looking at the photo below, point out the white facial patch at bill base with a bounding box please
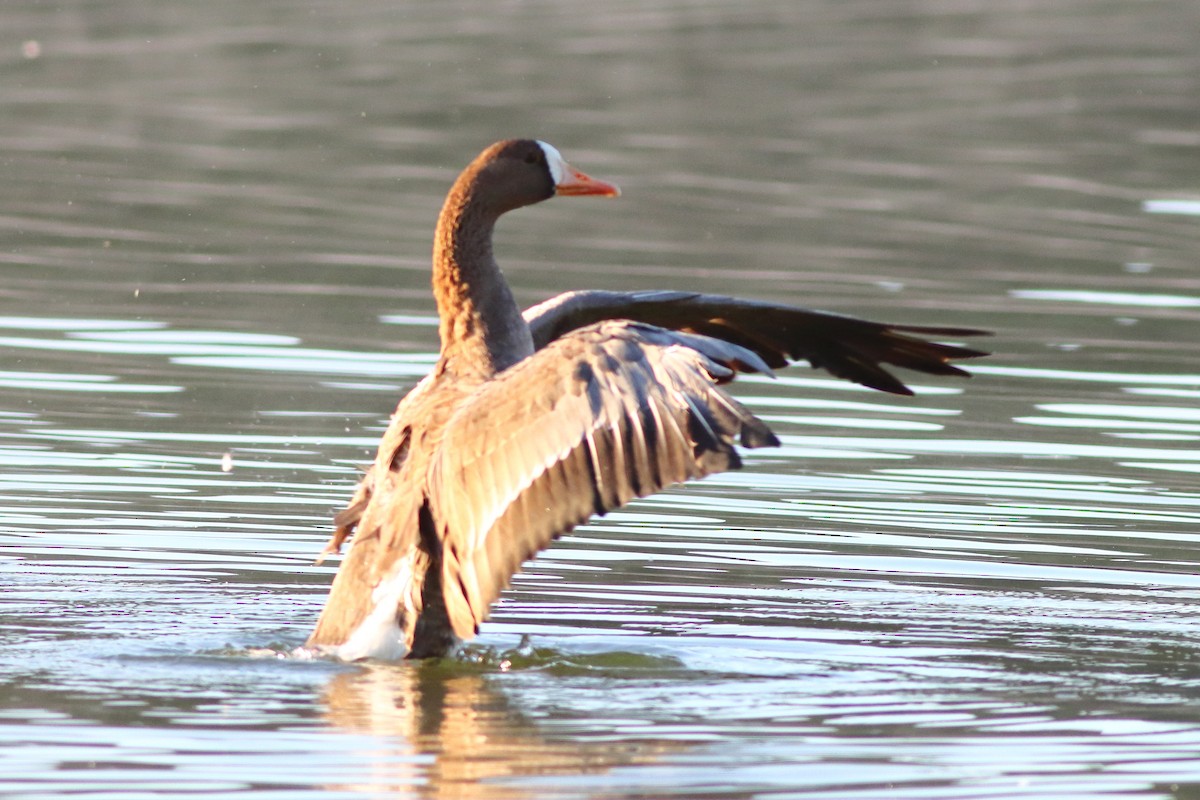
[536,140,567,186]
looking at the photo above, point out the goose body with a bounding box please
[306,139,987,660]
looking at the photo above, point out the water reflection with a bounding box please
[321,660,684,799]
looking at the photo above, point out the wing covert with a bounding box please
[428,320,778,640]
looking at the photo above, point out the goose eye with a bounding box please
[524,151,540,165]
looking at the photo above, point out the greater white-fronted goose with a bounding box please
[306,139,987,660]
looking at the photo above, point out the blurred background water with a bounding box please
[4,0,1200,797]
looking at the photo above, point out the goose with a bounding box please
[306,139,987,660]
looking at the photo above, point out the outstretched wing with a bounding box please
[524,290,989,395]
[428,320,779,640]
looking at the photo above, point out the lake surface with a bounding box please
[4,0,1200,797]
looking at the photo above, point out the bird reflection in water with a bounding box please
[319,651,687,798]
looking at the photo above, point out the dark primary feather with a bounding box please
[524,290,988,395]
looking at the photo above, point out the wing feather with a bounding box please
[524,290,988,395]
[428,320,778,639]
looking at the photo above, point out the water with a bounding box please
[4,0,1200,797]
